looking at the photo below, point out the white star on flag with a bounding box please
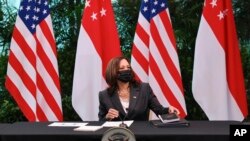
[192,0,248,121]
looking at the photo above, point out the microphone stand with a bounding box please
[119,108,129,128]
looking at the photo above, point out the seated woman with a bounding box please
[98,56,180,121]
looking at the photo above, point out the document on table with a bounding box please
[102,120,134,127]
[48,122,88,127]
[74,126,103,131]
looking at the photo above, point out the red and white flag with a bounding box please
[72,0,121,121]
[131,0,187,118]
[192,0,248,121]
[5,0,62,121]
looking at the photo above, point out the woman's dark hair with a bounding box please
[105,56,139,95]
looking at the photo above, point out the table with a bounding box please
[0,124,10,131]
[0,120,242,141]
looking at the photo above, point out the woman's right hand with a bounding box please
[105,108,119,120]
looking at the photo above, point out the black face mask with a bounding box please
[117,70,132,83]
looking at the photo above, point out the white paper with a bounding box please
[48,122,88,127]
[102,120,134,127]
[74,126,103,131]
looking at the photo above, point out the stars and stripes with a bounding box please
[5,0,62,121]
[131,0,187,118]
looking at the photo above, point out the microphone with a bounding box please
[118,90,138,128]
[119,108,129,128]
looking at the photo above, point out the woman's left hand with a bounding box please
[168,105,180,115]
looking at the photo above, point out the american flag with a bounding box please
[5,0,63,121]
[192,0,248,120]
[131,0,187,118]
[72,0,121,121]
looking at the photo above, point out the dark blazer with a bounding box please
[98,83,169,121]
